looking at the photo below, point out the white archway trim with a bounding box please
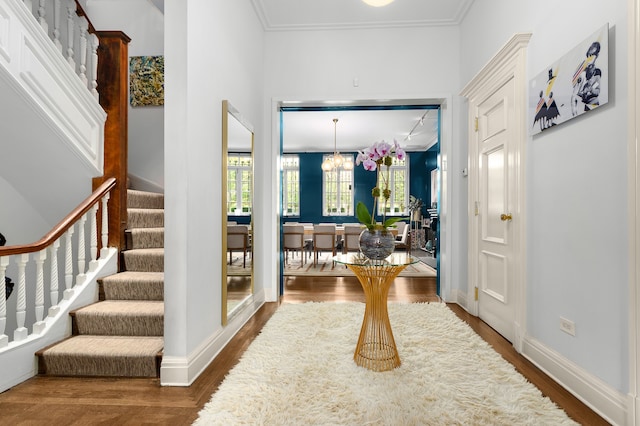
[628,0,640,423]
[267,94,454,301]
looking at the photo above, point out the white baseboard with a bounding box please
[447,288,468,310]
[522,337,627,426]
[127,173,164,193]
[160,294,266,387]
[446,295,627,425]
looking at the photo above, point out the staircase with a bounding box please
[36,190,165,377]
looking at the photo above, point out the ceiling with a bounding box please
[250,0,474,31]
[149,0,470,152]
[282,107,439,153]
[251,0,465,153]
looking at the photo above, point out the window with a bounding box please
[323,155,354,216]
[377,155,409,216]
[227,154,252,215]
[282,155,300,216]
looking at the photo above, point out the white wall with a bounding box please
[262,25,464,301]
[460,0,628,396]
[162,0,264,384]
[0,177,50,244]
[84,0,165,191]
[0,7,103,243]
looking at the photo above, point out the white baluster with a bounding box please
[76,213,87,285]
[14,253,29,342]
[53,0,62,52]
[89,204,98,272]
[0,257,8,348]
[90,33,99,100]
[66,0,75,69]
[33,249,47,334]
[100,192,110,258]
[38,0,48,33]
[78,17,88,86]
[63,225,74,299]
[49,239,60,317]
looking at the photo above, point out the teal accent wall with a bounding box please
[283,151,436,224]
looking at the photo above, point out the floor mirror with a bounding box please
[221,100,254,325]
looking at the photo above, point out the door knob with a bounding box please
[500,213,512,221]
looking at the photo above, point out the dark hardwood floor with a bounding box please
[0,275,609,425]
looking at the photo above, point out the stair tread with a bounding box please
[127,190,164,209]
[41,335,164,357]
[128,208,164,213]
[124,248,164,255]
[75,300,164,316]
[128,227,164,233]
[101,271,164,283]
[38,336,163,377]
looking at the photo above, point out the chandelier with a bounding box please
[362,0,395,7]
[321,118,354,172]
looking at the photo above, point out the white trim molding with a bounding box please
[523,337,627,425]
[460,34,531,352]
[160,295,265,386]
[628,0,640,424]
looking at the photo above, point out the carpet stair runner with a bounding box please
[36,189,165,377]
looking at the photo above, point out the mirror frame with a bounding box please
[221,100,254,325]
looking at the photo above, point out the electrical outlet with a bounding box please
[560,317,576,336]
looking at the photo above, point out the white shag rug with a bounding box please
[195,302,577,425]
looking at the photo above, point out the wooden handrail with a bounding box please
[0,178,116,256]
[74,0,96,33]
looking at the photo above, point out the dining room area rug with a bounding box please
[194,302,577,425]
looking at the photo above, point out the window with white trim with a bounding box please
[377,155,409,216]
[282,155,300,216]
[227,153,252,215]
[322,155,354,216]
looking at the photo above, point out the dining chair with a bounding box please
[283,224,307,265]
[312,223,337,266]
[394,221,411,254]
[227,225,250,268]
[343,224,364,254]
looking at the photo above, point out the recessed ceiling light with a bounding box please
[362,0,395,7]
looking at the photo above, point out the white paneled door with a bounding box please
[476,80,516,343]
[462,34,529,349]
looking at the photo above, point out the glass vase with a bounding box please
[359,229,395,260]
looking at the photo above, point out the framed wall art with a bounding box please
[529,23,608,135]
[129,56,164,107]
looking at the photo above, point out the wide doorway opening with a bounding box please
[277,102,441,298]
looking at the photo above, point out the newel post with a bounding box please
[92,31,131,268]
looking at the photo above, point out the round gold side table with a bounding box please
[334,253,419,372]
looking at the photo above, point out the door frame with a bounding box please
[461,34,531,352]
[628,0,640,422]
[268,95,454,301]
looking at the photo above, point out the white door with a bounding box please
[462,34,529,349]
[476,79,516,343]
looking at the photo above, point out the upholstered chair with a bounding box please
[227,225,250,268]
[283,224,307,265]
[394,222,411,254]
[312,223,337,266]
[343,224,364,254]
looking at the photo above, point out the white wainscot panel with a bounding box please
[19,35,102,171]
[0,2,10,64]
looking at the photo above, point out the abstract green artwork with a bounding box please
[129,56,164,107]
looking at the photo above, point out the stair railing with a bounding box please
[21,0,99,100]
[0,177,116,348]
